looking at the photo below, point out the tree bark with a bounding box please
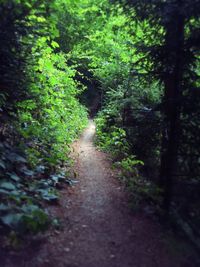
[159,13,185,214]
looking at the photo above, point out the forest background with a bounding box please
[0,0,200,249]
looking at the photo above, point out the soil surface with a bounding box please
[1,121,198,267]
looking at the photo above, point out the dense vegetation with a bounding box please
[0,0,200,249]
[0,0,88,240]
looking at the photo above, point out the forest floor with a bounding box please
[1,120,199,267]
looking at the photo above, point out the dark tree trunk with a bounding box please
[159,13,185,213]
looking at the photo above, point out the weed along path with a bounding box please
[2,121,197,267]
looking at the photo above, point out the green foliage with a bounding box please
[17,39,88,165]
[91,0,200,224]
[119,156,144,177]
[0,0,88,241]
[0,0,200,245]
[0,206,49,234]
[95,112,129,159]
[116,156,161,208]
[0,139,77,238]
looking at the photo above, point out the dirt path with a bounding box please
[2,121,197,267]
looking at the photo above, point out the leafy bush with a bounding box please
[0,0,88,242]
[117,156,161,208]
[96,114,129,159]
[119,156,144,178]
[0,140,75,237]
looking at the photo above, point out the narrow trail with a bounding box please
[2,121,196,267]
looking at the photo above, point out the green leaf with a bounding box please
[0,204,10,212]
[1,213,23,228]
[6,153,27,163]
[0,182,16,191]
[21,204,39,213]
[0,189,10,195]
[7,173,21,182]
[24,209,49,232]
[36,165,46,174]
[0,160,6,169]
[22,168,34,177]
[51,41,59,48]
[37,189,59,202]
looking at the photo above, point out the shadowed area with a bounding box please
[1,121,197,267]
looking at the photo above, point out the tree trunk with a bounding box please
[159,13,185,214]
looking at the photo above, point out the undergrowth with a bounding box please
[95,111,162,210]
